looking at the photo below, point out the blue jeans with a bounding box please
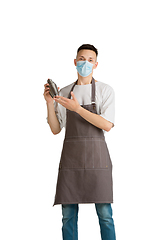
[62,203,116,240]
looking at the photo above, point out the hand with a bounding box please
[43,83,60,103]
[54,91,81,113]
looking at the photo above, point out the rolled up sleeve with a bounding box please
[53,101,64,130]
[99,87,115,128]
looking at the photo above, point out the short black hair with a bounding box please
[77,44,98,57]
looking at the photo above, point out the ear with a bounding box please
[74,59,77,66]
[93,61,98,69]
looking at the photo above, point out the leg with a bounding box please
[61,204,79,240]
[95,203,116,240]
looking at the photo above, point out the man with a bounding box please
[44,44,116,240]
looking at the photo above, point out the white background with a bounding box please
[0,0,160,239]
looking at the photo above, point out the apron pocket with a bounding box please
[60,139,85,169]
[85,138,111,169]
[100,140,112,169]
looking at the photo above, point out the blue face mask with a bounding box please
[76,60,93,77]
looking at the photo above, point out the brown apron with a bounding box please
[53,77,113,206]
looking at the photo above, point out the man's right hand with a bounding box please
[43,83,60,103]
[44,83,61,134]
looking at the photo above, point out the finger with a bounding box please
[44,90,50,97]
[71,91,76,99]
[44,87,50,93]
[44,88,50,93]
[56,99,68,106]
[44,85,50,91]
[54,98,68,107]
[56,96,69,102]
[44,91,49,97]
[44,88,50,92]
[44,83,49,87]
[54,97,66,104]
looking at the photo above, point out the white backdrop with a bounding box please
[0,0,160,239]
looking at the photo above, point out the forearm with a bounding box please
[47,101,61,135]
[76,106,113,132]
[53,92,113,132]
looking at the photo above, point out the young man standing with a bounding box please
[44,44,116,240]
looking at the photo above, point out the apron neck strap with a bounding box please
[68,77,96,104]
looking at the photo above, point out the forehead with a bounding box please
[77,49,96,59]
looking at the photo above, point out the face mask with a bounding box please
[76,60,93,77]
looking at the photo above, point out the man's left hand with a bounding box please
[54,92,81,113]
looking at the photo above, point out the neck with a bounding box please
[77,74,93,85]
